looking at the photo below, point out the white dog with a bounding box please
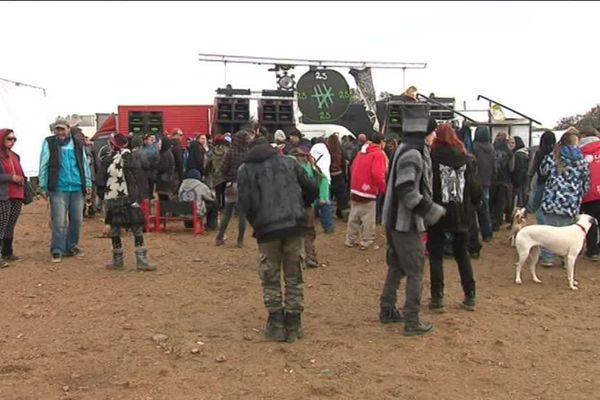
[514,214,597,290]
[509,207,528,247]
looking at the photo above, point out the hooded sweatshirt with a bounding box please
[310,142,331,183]
[580,136,600,204]
[540,146,590,218]
[472,126,495,187]
[350,143,387,201]
[0,129,25,200]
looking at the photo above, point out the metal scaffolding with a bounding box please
[198,53,427,70]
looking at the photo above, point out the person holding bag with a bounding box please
[0,128,26,267]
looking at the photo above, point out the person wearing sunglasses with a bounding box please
[0,129,26,268]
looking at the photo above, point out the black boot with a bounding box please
[429,288,445,313]
[284,311,302,343]
[264,309,285,342]
[2,238,19,262]
[379,306,404,323]
[404,316,434,337]
[428,297,445,313]
[461,285,476,311]
[105,249,124,270]
[135,247,156,271]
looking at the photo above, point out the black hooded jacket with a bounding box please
[430,146,482,232]
[512,136,529,188]
[156,138,176,195]
[237,142,318,243]
[472,126,496,187]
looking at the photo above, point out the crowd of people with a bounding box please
[1,112,599,341]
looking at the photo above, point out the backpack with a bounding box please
[494,150,510,181]
[439,164,466,204]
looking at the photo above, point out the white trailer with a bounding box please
[0,78,51,177]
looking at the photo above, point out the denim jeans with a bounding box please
[526,184,552,261]
[540,213,575,264]
[49,191,84,255]
[477,186,493,240]
[315,201,334,232]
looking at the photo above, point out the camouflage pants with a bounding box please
[258,236,305,313]
[305,207,317,262]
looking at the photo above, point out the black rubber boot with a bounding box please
[106,249,124,270]
[379,306,404,323]
[403,318,434,337]
[264,309,285,342]
[135,247,156,271]
[284,311,302,343]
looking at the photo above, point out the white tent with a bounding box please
[0,78,51,177]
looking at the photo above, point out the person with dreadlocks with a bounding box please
[99,133,155,271]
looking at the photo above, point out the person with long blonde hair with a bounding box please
[538,131,590,267]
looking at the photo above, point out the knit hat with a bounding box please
[110,133,129,149]
[274,129,286,143]
[186,169,202,181]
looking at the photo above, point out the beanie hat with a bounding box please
[186,169,202,181]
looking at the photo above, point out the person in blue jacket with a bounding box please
[39,117,92,263]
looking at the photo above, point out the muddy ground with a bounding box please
[1,201,599,400]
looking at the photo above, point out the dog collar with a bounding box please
[576,223,587,234]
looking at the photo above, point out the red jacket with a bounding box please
[582,140,600,204]
[350,144,388,200]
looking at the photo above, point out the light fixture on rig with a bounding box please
[268,64,296,91]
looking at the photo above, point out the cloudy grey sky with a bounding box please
[1,1,599,128]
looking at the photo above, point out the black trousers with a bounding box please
[490,183,509,230]
[581,201,600,256]
[330,174,349,218]
[427,230,475,298]
[215,182,227,211]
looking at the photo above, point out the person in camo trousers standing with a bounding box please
[238,137,318,343]
[379,118,445,336]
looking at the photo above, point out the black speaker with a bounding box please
[214,96,251,134]
[128,111,163,136]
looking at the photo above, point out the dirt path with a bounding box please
[1,202,599,400]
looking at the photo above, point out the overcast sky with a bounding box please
[1,1,599,128]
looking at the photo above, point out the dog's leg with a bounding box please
[566,254,578,290]
[529,246,542,284]
[515,247,530,285]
